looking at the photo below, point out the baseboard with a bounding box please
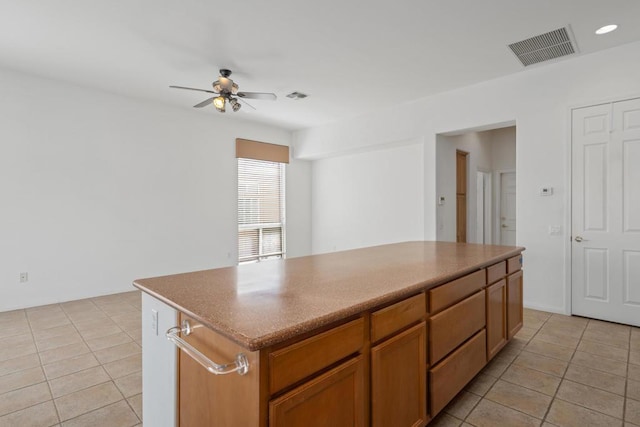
[523,301,568,315]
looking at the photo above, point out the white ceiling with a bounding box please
[2,0,640,130]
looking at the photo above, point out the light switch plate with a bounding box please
[151,309,158,336]
[540,187,554,196]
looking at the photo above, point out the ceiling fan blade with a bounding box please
[170,85,217,94]
[237,92,277,100]
[193,97,214,108]
[236,97,256,110]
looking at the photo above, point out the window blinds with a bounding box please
[237,158,286,263]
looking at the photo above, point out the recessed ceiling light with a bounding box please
[595,24,618,35]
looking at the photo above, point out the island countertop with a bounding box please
[133,241,524,351]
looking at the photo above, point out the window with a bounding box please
[236,139,288,264]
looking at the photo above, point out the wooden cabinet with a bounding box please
[486,279,507,360]
[429,290,485,365]
[269,356,365,427]
[429,329,487,416]
[507,270,524,339]
[371,323,427,427]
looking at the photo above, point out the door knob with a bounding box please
[575,236,585,242]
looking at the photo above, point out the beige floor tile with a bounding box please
[546,398,623,427]
[525,339,575,361]
[61,400,139,427]
[94,342,141,365]
[513,350,568,377]
[0,323,31,340]
[444,391,480,419]
[76,324,122,341]
[39,342,91,365]
[586,320,630,335]
[466,399,540,427]
[564,363,626,395]
[534,331,580,349]
[627,398,640,425]
[29,316,72,331]
[43,353,100,380]
[546,314,588,328]
[48,366,111,398]
[0,353,41,377]
[113,371,142,398]
[0,336,36,363]
[126,328,142,343]
[481,357,510,378]
[127,394,142,420]
[501,364,561,396]
[32,325,72,341]
[540,322,585,338]
[577,340,628,362]
[35,332,83,352]
[522,317,546,330]
[0,400,59,427]
[486,379,551,418]
[103,354,141,379]
[571,351,628,377]
[515,326,538,341]
[629,381,640,403]
[0,366,45,394]
[54,382,122,421]
[631,351,640,366]
[84,332,132,352]
[465,372,498,396]
[0,382,52,416]
[582,330,629,349]
[429,412,462,427]
[556,379,624,418]
[630,364,640,381]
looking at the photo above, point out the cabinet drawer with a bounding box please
[371,293,425,343]
[429,290,485,365]
[429,329,487,416]
[269,318,364,394]
[507,254,523,274]
[269,356,365,427]
[486,261,506,285]
[428,270,485,314]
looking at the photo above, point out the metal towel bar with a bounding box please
[166,319,249,376]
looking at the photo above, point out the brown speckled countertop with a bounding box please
[133,241,524,351]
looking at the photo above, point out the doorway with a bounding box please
[456,150,468,243]
[571,98,640,326]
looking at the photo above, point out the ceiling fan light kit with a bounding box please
[170,69,276,113]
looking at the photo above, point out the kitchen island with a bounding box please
[134,241,524,426]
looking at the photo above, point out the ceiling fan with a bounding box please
[170,69,276,113]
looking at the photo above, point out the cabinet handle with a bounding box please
[166,320,249,376]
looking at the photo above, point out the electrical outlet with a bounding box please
[151,309,158,336]
[19,272,28,283]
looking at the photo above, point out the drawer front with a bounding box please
[486,261,506,285]
[429,329,487,416]
[507,254,523,274]
[428,269,485,314]
[371,293,425,343]
[269,318,364,394]
[269,356,365,427]
[429,290,485,365]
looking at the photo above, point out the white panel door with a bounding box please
[500,172,516,245]
[572,98,640,326]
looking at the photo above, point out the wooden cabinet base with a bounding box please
[269,356,365,427]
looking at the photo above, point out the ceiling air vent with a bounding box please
[508,27,577,67]
[286,91,308,100]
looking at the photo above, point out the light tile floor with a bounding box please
[0,291,142,427]
[1,292,640,426]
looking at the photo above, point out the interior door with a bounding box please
[500,172,516,245]
[456,151,468,243]
[571,99,640,326]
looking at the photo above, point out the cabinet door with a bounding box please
[507,270,524,339]
[371,323,427,427]
[269,356,365,427]
[486,279,507,360]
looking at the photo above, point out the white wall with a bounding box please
[0,67,311,311]
[311,141,424,254]
[294,40,640,314]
